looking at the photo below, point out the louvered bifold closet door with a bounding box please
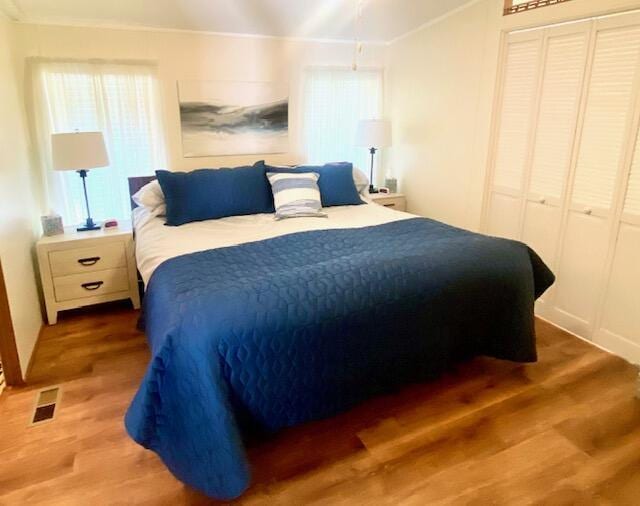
[553,13,640,338]
[595,23,640,363]
[520,21,591,313]
[486,30,543,240]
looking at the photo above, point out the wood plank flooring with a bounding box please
[0,302,639,505]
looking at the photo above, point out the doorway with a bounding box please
[0,258,24,387]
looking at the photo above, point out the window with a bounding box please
[32,61,166,224]
[504,0,574,16]
[303,67,383,176]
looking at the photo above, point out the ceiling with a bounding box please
[4,0,472,42]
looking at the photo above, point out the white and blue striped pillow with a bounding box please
[267,172,327,220]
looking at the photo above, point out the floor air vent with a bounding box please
[30,386,61,426]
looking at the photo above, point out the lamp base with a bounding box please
[77,218,100,232]
[368,185,379,194]
[77,224,101,232]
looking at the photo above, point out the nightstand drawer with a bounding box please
[53,268,130,302]
[375,197,406,211]
[49,243,126,276]
[37,222,140,324]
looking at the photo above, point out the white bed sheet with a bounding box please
[133,201,414,285]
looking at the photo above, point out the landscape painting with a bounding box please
[178,80,289,157]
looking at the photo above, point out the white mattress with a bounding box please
[133,201,414,285]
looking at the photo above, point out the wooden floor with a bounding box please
[0,303,639,505]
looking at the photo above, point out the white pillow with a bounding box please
[132,180,166,215]
[353,167,369,195]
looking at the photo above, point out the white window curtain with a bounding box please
[32,60,167,224]
[303,67,383,176]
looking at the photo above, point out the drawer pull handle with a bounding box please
[81,281,104,291]
[383,203,396,207]
[78,256,101,266]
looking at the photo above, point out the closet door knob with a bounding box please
[583,208,592,215]
[539,197,546,204]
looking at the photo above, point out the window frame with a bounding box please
[29,58,167,225]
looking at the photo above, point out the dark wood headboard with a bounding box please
[128,176,157,209]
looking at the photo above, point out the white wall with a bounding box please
[387,0,499,230]
[0,14,43,376]
[7,0,638,378]
[13,23,387,175]
[0,20,385,375]
[387,0,640,231]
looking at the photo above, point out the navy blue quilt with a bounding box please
[125,217,554,498]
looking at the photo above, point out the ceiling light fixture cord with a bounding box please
[352,0,364,71]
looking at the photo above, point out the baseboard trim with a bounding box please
[535,314,640,366]
[535,315,616,356]
[25,324,44,383]
[594,329,640,367]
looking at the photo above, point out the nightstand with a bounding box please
[369,193,406,212]
[36,223,140,324]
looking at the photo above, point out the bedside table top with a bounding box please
[369,192,405,200]
[37,221,133,245]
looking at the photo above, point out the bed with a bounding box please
[124,174,554,499]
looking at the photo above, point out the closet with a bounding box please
[483,11,640,364]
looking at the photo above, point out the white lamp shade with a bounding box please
[356,119,392,148]
[51,132,109,171]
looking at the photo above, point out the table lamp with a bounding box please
[356,119,391,194]
[51,132,109,231]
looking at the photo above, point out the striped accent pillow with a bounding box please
[267,172,327,220]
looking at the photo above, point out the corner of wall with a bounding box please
[385,0,500,230]
[0,15,45,379]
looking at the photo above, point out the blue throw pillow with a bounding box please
[266,162,364,207]
[156,161,274,226]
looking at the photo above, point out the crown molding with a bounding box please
[13,16,389,46]
[0,0,24,21]
[388,0,485,45]
[5,1,486,47]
